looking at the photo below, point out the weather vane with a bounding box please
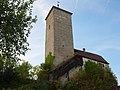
[57,1,60,7]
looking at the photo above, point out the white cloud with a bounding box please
[20,43,45,65]
[33,0,50,19]
[20,0,51,65]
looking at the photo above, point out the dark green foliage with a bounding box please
[65,80,78,90]
[33,81,50,90]
[0,56,34,89]
[0,0,37,87]
[102,68,118,90]
[0,0,37,59]
[38,52,55,81]
[30,65,41,80]
[16,61,32,84]
[0,56,19,89]
[0,53,57,89]
[17,81,49,90]
[34,53,62,90]
[0,54,118,89]
[45,52,55,72]
[48,80,62,90]
[84,61,103,79]
[65,61,118,90]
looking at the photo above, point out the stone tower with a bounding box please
[45,6,74,67]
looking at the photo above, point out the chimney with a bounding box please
[83,48,85,52]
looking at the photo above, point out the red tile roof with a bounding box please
[52,49,109,79]
[74,49,109,64]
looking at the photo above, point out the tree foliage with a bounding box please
[0,53,56,89]
[0,57,18,89]
[0,55,118,89]
[65,61,118,90]
[0,0,37,58]
[38,52,55,81]
[43,52,55,72]
[0,56,36,89]
[16,61,32,84]
[30,65,41,80]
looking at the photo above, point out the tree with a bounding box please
[0,0,37,59]
[30,65,41,80]
[83,61,117,90]
[65,61,118,90]
[16,61,32,84]
[38,52,55,81]
[0,56,34,89]
[32,53,57,90]
[103,67,118,90]
[0,56,19,89]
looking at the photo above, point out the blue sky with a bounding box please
[20,0,120,85]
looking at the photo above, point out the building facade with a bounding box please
[45,6,74,67]
[45,6,109,84]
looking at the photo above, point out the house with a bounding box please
[45,6,109,84]
[53,49,109,84]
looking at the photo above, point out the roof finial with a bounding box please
[57,1,60,7]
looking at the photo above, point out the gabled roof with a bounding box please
[53,49,109,79]
[53,55,83,79]
[74,49,109,64]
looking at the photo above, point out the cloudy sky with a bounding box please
[20,0,120,85]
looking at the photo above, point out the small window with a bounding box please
[49,25,50,29]
[62,45,64,47]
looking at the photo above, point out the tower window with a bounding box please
[49,25,50,29]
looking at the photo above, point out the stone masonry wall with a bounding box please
[45,7,74,67]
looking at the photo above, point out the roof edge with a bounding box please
[45,6,73,20]
[74,49,109,64]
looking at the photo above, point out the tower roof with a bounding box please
[45,6,72,20]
